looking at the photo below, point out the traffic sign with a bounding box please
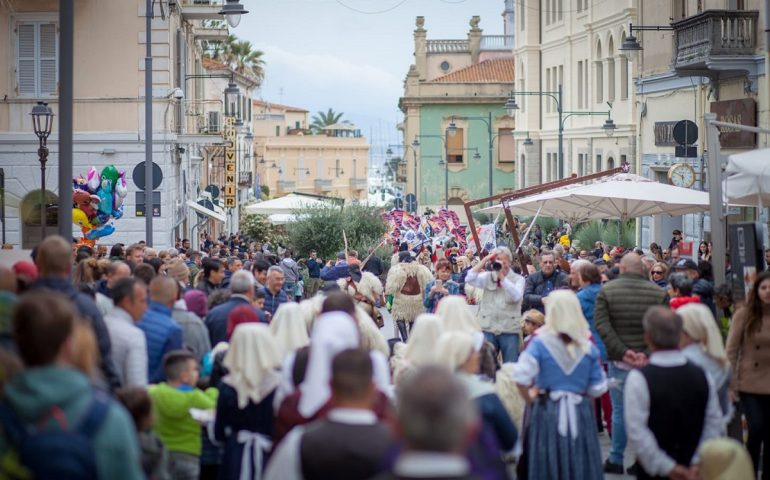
[405,193,417,213]
[673,120,698,146]
[131,161,163,191]
[394,198,404,209]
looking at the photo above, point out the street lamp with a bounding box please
[218,0,249,28]
[619,23,674,52]
[31,101,54,239]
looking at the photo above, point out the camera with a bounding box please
[492,261,503,271]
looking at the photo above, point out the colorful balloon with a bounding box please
[72,208,93,232]
[86,167,100,193]
[85,223,115,240]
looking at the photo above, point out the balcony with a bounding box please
[480,35,514,51]
[426,39,469,53]
[276,180,296,194]
[193,26,229,41]
[673,10,759,77]
[180,0,224,21]
[314,179,332,192]
[349,178,367,190]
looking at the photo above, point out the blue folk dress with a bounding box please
[511,334,607,480]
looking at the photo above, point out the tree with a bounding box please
[229,40,265,81]
[286,204,387,260]
[242,214,278,244]
[310,108,345,134]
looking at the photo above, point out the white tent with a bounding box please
[481,173,711,222]
[724,148,770,207]
[243,194,336,216]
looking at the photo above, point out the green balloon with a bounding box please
[101,165,119,185]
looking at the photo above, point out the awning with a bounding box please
[187,200,226,223]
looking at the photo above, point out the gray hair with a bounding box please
[570,259,591,275]
[267,265,284,277]
[229,269,255,294]
[397,366,477,452]
[492,246,513,262]
[642,306,683,350]
[167,248,180,257]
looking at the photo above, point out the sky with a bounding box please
[236,0,506,157]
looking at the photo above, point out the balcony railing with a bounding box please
[314,179,332,192]
[426,39,469,53]
[480,35,515,51]
[276,180,296,193]
[349,178,367,190]
[673,10,758,72]
[180,0,224,20]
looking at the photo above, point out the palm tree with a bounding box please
[310,108,346,133]
[229,40,265,81]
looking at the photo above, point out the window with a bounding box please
[620,53,629,100]
[295,121,301,129]
[208,111,220,134]
[608,157,615,169]
[16,20,58,97]
[558,0,563,21]
[620,155,627,168]
[546,153,552,181]
[335,158,341,177]
[558,65,563,92]
[520,154,526,188]
[672,0,687,21]
[545,69,552,112]
[520,0,525,30]
[498,128,515,163]
[596,154,602,172]
[577,154,584,177]
[577,61,584,109]
[275,125,280,137]
[447,128,465,163]
[607,37,616,102]
[595,61,603,103]
[584,58,589,106]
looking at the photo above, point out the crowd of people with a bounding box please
[0,225,764,480]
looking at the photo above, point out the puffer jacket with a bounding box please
[594,273,667,361]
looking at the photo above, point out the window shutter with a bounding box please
[38,23,57,95]
[17,23,36,95]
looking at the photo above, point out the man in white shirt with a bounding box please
[104,277,149,387]
[465,246,526,362]
[625,306,722,480]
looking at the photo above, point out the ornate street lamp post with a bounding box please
[31,101,54,239]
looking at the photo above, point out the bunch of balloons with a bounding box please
[71,164,128,244]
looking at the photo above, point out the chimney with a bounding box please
[468,16,482,64]
[414,16,427,81]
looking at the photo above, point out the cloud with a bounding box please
[255,43,403,116]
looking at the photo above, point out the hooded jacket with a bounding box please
[280,257,301,283]
[148,383,218,456]
[0,366,144,480]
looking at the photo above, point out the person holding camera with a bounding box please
[465,246,525,362]
[423,259,461,313]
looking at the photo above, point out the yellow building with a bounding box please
[0,0,254,248]
[252,100,370,202]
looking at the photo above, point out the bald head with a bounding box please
[619,252,644,275]
[149,276,178,308]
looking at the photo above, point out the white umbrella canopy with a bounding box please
[243,194,335,215]
[480,173,711,222]
[724,148,770,207]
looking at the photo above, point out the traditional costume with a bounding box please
[385,251,432,341]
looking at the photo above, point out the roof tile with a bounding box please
[430,57,514,83]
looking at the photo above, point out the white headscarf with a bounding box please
[298,311,360,417]
[354,305,390,357]
[222,323,283,409]
[436,295,481,333]
[541,290,591,359]
[678,303,729,367]
[404,314,444,366]
[270,303,310,357]
[434,331,484,371]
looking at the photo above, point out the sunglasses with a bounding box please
[651,271,665,275]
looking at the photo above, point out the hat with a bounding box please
[336,251,346,260]
[673,258,698,271]
[398,251,414,263]
[672,229,682,235]
[12,261,38,281]
[347,264,362,282]
[183,289,208,318]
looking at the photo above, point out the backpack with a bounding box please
[0,392,110,480]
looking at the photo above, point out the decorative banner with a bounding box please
[382,208,469,253]
[223,116,237,208]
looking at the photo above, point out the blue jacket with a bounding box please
[30,277,121,391]
[138,302,182,383]
[306,258,322,278]
[423,279,461,312]
[205,296,267,346]
[320,261,349,281]
[260,287,288,319]
[577,283,607,361]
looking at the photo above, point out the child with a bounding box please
[521,309,545,348]
[116,387,170,480]
[148,351,218,480]
[253,288,266,311]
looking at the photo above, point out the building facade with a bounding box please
[635,0,767,247]
[399,9,516,217]
[0,0,255,249]
[513,0,637,189]
[252,101,370,202]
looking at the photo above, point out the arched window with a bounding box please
[608,156,615,169]
[607,36,616,102]
[21,190,59,249]
[595,40,603,103]
[620,31,629,100]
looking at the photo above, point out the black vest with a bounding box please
[637,362,709,480]
[299,418,393,480]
